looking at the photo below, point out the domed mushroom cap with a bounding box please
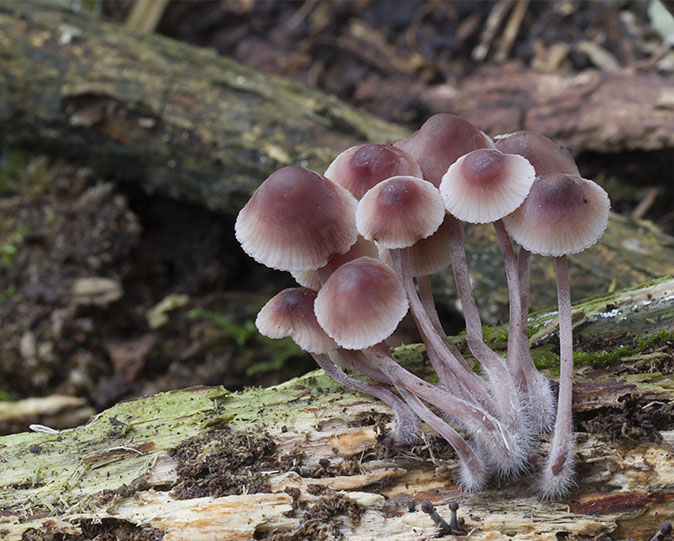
[291,236,379,290]
[315,257,408,350]
[394,113,494,187]
[440,148,535,224]
[357,176,445,249]
[503,173,610,256]
[256,287,337,354]
[324,144,423,200]
[495,131,579,177]
[235,166,358,271]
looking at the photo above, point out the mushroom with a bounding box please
[235,166,358,272]
[503,173,610,499]
[356,175,492,409]
[312,253,516,481]
[394,113,494,187]
[440,148,535,439]
[324,143,422,199]
[495,131,581,433]
[314,256,409,350]
[256,286,338,354]
[256,286,419,444]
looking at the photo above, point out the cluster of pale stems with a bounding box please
[235,113,610,500]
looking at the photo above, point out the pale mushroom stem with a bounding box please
[362,343,524,476]
[395,385,487,491]
[389,248,496,413]
[312,352,419,445]
[517,247,544,377]
[446,216,523,429]
[539,255,575,499]
[517,247,532,355]
[332,349,391,385]
[518,247,555,433]
[417,274,474,373]
[493,220,526,387]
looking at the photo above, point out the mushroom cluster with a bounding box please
[235,114,610,499]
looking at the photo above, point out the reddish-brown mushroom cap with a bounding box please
[394,113,494,187]
[440,149,535,224]
[503,173,610,256]
[357,176,445,249]
[314,257,408,350]
[291,236,379,290]
[256,287,337,354]
[235,166,358,271]
[324,144,423,200]
[495,131,580,177]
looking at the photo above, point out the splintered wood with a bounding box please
[1,278,674,539]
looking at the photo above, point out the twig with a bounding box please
[472,0,513,62]
[631,187,662,221]
[495,0,528,64]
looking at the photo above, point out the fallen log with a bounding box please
[421,62,674,155]
[1,276,673,540]
[2,3,674,320]
[0,2,407,216]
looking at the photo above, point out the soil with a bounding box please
[257,487,365,541]
[169,426,278,498]
[21,522,165,541]
[2,0,674,432]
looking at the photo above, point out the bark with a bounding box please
[0,2,408,216]
[421,61,674,155]
[1,277,673,540]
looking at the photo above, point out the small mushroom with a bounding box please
[440,148,536,445]
[441,148,535,225]
[394,113,494,187]
[235,166,358,272]
[256,287,418,444]
[255,287,337,354]
[503,173,610,499]
[324,143,422,199]
[496,130,580,433]
[314,256,408,350]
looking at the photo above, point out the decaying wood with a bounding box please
[2,3,674,214]
[2,2,674,323]
[1,277,673,540]
[0,395,94,436]
[421,61,674,155]
[0,2,407,216]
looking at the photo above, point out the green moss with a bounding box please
[531,326,674,373]
[1,225,29,268]
[186,307,307,377]
[0,149,27,192]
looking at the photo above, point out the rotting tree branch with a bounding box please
[1,277,673,540]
